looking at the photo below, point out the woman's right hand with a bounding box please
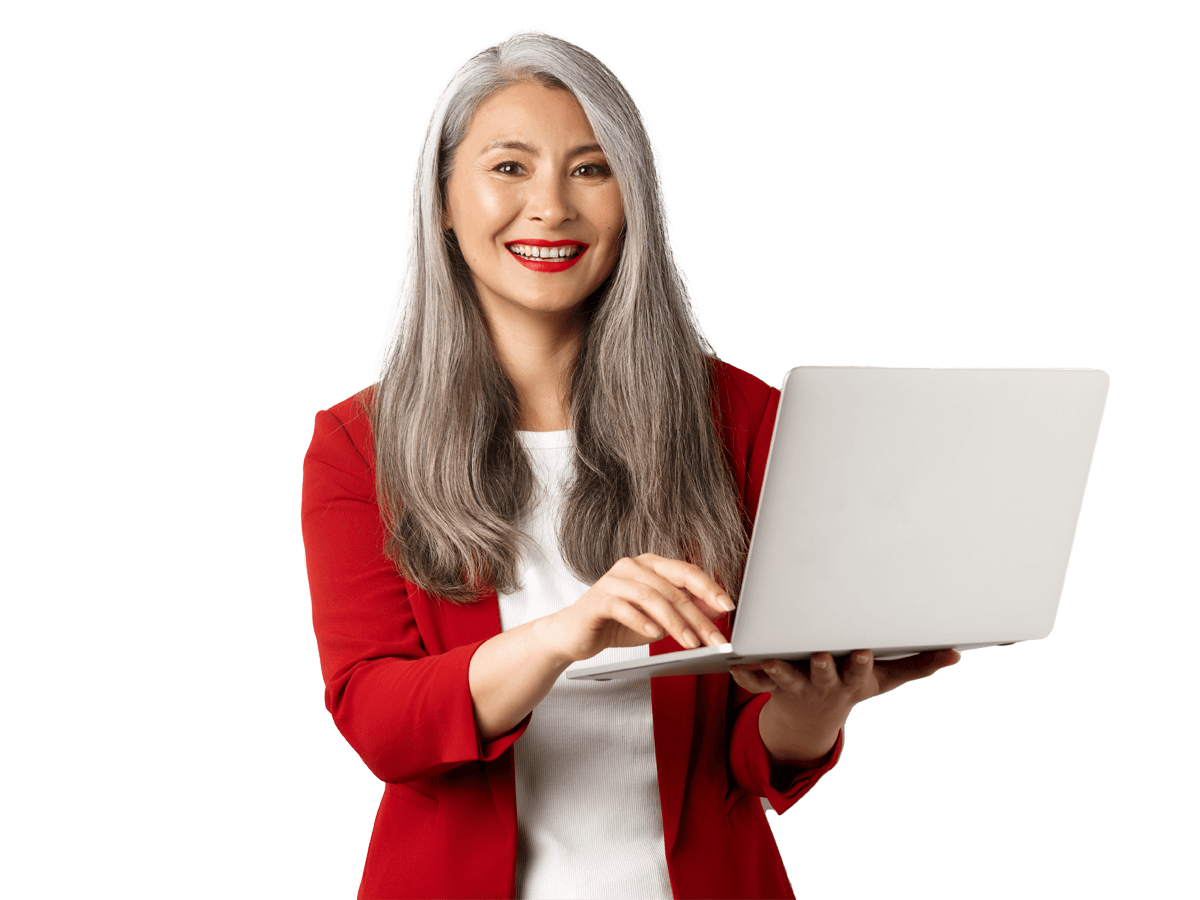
[531,553,736,664]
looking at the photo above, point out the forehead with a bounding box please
[462,81,599,153]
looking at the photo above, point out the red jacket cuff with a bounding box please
[729,693,843,814]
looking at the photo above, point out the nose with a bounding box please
[525,172,576,228]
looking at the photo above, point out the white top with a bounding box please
[498,430,673,900]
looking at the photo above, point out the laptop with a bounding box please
[568,366,1108,682]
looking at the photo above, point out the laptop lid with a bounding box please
[569,366,1108,681]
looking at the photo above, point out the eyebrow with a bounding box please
[480,140,604,157]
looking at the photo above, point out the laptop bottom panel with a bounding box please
[567,640,1011,681]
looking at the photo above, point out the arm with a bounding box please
[303,406,529,783]
[466,620,572,742]
[753,696,840,768]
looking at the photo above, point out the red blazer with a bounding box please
[302,359,842,900]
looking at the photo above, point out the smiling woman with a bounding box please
[442,80,625,387]
[372,36,748,607]
[301,31,952,900]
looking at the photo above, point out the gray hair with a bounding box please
[371,32,747,603]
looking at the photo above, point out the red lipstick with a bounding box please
[505,239,589,273]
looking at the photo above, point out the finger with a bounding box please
[729,665,775,694]
[635,553,736,617]
[599,565,694,641]
[618,560,728,648]
[842,650,874,691]
[873,649,959,695]
[761,659,807,693]
[624,602,672,643]
[652,592,724,648]
[807,653,840,691]
[612,581,707,649]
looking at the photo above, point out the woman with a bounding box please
[302,33,958,900]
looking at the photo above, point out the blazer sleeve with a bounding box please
[728,691,844,813]
[301,405,527,785]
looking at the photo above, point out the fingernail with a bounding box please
[811,656,827,669]
[706,632,725,647]
[855,652,871,664]
[717,594,735,612]
[682,630,700,648]
[645,623,662,638]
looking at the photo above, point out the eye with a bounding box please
[493,161,524,175]
[573,163,610,177]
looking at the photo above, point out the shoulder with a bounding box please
[305,386,377,478]
[326,387,373,422]
[708,357,776,431]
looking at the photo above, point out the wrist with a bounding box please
[528,612,578,668]
[759,697,842,768]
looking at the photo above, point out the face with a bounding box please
[442,80,625,324]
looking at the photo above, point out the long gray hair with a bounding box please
[371,32,748,603]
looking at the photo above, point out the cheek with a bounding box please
[448,177,516,247]
[602,198,625,262]
[472,185,513,229]
[588,186,623,254]
[601,236,623,275]
[605,189,624,239]
[601,210,625,269]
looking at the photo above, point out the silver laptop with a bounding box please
[569,366,1108,682]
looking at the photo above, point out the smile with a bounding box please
[506,240,589,272]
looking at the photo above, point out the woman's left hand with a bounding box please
[730,649,961,767]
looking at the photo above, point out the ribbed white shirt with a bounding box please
[498,429,673,900]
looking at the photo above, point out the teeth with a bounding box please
[508,243,582,260]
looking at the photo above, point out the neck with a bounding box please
[494,319,583,434]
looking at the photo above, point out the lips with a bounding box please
[505,239,589,273]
